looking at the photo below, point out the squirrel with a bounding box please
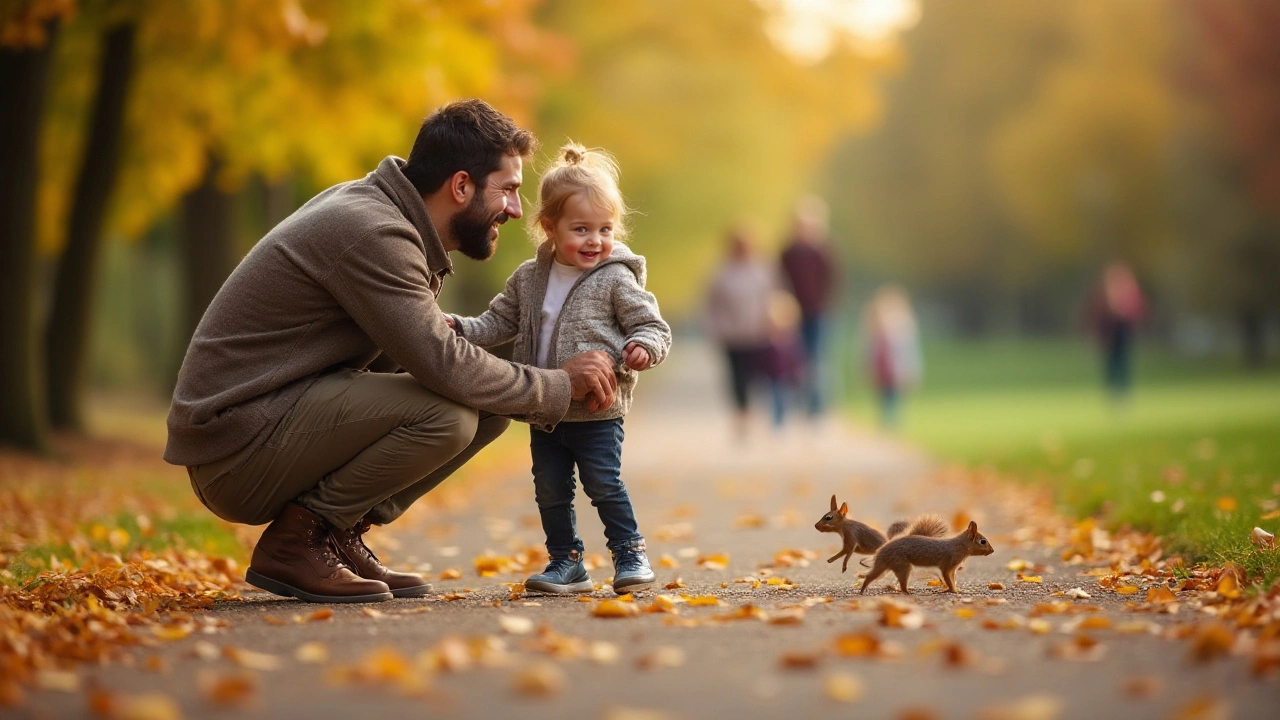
[814,495,949,572]
[859,520,995,594]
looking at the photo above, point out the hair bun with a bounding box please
[560,143,586,166]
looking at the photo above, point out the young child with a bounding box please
[446,143,672,594]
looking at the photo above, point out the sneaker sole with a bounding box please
[246,568,393,603]
[524,578,595,594]
[390,583,433,599]
[612,577,655,594]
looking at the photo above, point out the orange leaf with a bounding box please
[1144,586,1176,604]
[1115,585,1140,595]
[592,599,640,618]
[1215,574,1240,600]
[1215,497,1238,512]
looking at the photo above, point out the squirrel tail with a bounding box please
[887,513,950,539]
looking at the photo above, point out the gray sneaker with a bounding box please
[611,548,655,593]
[525,556,594,594]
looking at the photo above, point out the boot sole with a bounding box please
[246,569,393,603]
[390,583,433,599]
[524,578,595,594]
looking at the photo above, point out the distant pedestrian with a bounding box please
[863,285,922,429]
[705,228,776,440]
[779,195,838,419]
[1085,262,1146,403]
[762,290,805,430]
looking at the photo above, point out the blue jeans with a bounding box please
[530,418,643,558]
[799,315,825,417]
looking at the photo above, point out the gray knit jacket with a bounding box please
[452,242,672,421]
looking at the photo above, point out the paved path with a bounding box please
[12,339,1275,719]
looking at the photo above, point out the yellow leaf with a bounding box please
[151,625,191,641]
[823,672,863,702]
[833,632,880,657]
[1018,574,1043,583]
[1115,585,1140,595]
[439,568,462,580]
[1144,586,1176,604]
[1006,558,1029,572]
[304,608,334,622]
[955,608,977,619]
[1215,574,1240,599]
[697,553,730,570]
[1215,497,1237,513]
[592,599,640,618]
[295,642,329,664]
[658,554,680,569]
[685,595,723,607]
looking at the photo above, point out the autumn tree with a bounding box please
[1,1,70,451]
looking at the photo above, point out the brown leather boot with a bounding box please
[246,503,392,603]
[331,519,432,598]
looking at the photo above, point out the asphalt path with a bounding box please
[10,338,1276,719]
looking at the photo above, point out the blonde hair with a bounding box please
[531,142,629,245]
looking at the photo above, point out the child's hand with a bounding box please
[622,342,651,371]
[443,314,456,329]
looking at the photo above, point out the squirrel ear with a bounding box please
[839,502,848,516]
[967,521,978,539]
[830,495,838,512]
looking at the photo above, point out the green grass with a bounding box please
[842,337,1280,584]
[2,513,243,588]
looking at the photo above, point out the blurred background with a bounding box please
[1,0,1278,462]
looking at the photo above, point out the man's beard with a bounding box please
[450,191,507,261]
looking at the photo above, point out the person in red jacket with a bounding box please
[779,196,838,419]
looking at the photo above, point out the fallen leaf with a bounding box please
[697,553,730,570]
[1115,585,1140,595]
[1189,622,1235,663]
[223,646,282,672]
[1215,497,1237,513]
[976,694,1063,720]
[1122,675,1164,699]
[658,554,679,569]
[1064,588,1090,599]
[823,672,863,702]
[1006,558,1030,572]
[1145,586,1176,604]
[513,661,565,696]
[833,631,880,658]
[988,582,1005,591]
[295,642,329,664]
[1250,527,1276,549]
[664,577,686,590]
[498,615,535,635]
[1168,695,1230,720]
[304,608,334,623]
[1215,574,1240,600]
[198,670,258,708]
[35,670,79,693]
[1017,574,1043,584]
[685,595,722,607]
[637,646,686,670]
[592,599,640,618]
[439,568,462,580]
[779,650,821,669]
[108,693,184,720]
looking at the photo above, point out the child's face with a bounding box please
[546,193,615,271]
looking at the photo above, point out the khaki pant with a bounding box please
[188,369,511,530]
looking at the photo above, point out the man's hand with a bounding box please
[442,314,456,329]
[622,342,652,371]
[562,350,618,412]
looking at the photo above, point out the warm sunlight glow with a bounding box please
[760,0,920,62]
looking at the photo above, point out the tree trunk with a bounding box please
[44,23,137,430]
[1240,307,1267,368]
[0,25,58,452]
[179,156,239,351]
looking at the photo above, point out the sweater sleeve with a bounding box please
[455,266,524,348]
[322,225,571,428]
[612,265,672,367]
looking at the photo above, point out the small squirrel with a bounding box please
[814,495,949,572]
[859,520,995,594]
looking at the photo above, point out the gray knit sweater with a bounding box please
[164,156,573,467]
[452,242,672,421]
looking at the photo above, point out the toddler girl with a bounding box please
[447,143,671,594]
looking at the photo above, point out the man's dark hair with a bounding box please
[402,99,537,195]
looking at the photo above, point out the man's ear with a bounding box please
[448,170,471,205]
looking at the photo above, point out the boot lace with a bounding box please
[613,548,646,574]
[307,525,341,568]
[338,520,380,564]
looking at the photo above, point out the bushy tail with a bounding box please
[886,513,949,540]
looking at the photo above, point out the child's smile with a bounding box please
[548,193,616,271]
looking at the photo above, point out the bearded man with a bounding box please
[165,99,617,603]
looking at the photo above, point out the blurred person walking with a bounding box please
[863,285,922,429]
[762,290,805,431]
[705,228,776,440]
[1085,262,1147,404]
[779,195,838,420]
